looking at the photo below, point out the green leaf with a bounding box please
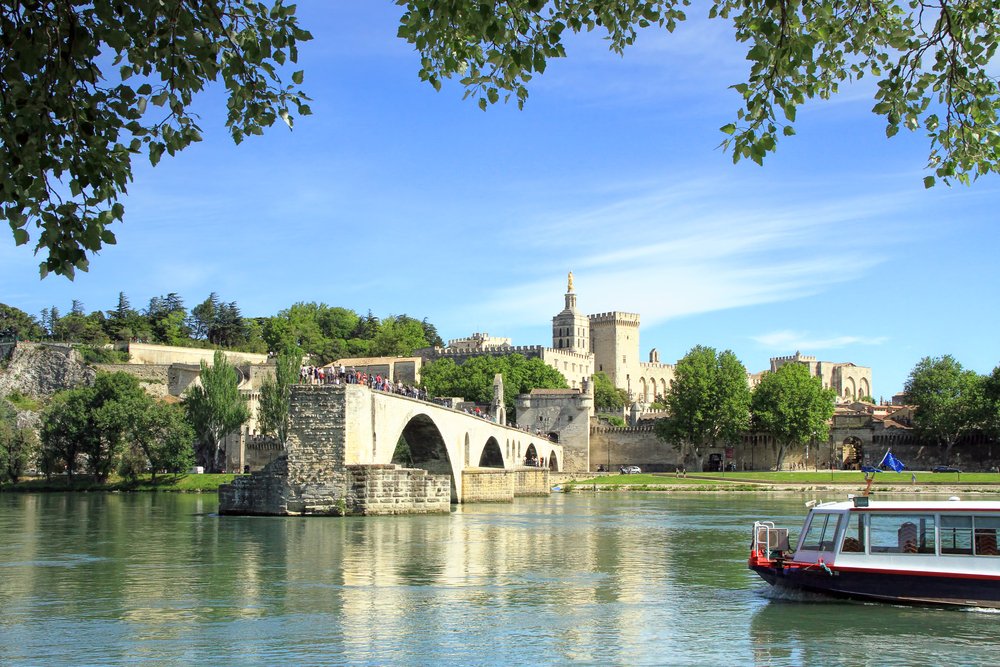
[720,123,737,135]
[923,175,935,188]
[291,70,304,85]
[13,229,28,246]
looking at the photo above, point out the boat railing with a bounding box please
[752,521,790,560]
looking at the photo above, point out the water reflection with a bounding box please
[1,492,998,665]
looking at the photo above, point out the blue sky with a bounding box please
[2,2,998,397]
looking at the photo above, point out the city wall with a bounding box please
[589,424,682,472]
[122,342,268,367]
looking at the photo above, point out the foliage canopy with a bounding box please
[905,355,985,462]
[420,354,568,415]
[2,0,311,278]
[750,362,835,469]
[184,350,249,471]
[655,346,751,465]
[397,0,1000,188]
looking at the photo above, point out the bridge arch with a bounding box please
[478,437,504,468]
[524,443,538,466]
[394,413,457,502]
[548,452,558,471]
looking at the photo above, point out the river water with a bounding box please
[1,491,998,665]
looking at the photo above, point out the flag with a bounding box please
[879,449,906,473]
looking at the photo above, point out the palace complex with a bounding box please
[414,272,873,406]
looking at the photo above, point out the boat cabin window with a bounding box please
[940,515,973,554]
[840,513,865,553]
[869,514,935,554]
[798,512,842,552]
[974,516,1000,556]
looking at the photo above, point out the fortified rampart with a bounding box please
[120,342,269,367]
[589,423,681,472]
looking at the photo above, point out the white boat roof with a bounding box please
[814,499,1000,512]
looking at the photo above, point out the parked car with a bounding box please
[621,465,641,475]
[932,466,961,473]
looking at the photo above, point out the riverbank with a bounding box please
[7,470,1000,496]
[558,471,1000,496]
[1,473,238,493]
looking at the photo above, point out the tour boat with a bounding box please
[749,497,1000,607]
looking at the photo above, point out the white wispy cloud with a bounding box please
[752,330,889,350]
[447,171,916,333]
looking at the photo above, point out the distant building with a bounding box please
[768,351,873,402]
[416,272,674,401]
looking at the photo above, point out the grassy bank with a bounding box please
[1,473,238,493]
[564,470,1000,493]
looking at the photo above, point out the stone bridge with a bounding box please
[220,385,563,516]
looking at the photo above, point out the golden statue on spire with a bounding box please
[567,271,574,292]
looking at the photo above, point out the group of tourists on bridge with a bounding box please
[299,365,428,401]
[295,365,557,443]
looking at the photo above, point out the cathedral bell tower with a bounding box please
[551,271,590,354]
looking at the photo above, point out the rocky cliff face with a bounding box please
[0,342,96,398]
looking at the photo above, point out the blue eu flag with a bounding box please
[880,450,906,473]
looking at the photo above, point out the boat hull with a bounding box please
[751,563,1000,608]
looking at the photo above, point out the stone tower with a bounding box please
[589,311,641,394]
[552,271,590,354]
[491,373,506,425]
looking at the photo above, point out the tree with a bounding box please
[655,346,751,468]
[258,349,299,447]
[0,303,45,340]
[0,399,38,484]
[420,354,568,415]
[124,400,195,481]
[40,387,93,480]
[53,309,110,345]
[85,372,153,481]
[104,292,149,341]
[905,355,985,463]
[3,1,312,278]
[146,293,191,345]
[189,293,221,341]
[985,365,1000,442]
[370,315,432,357]
[420,318,444,348]
[184,350,249,471]
[398,0,1000,188]
[593,371,627,410]
[751,362,836,470]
